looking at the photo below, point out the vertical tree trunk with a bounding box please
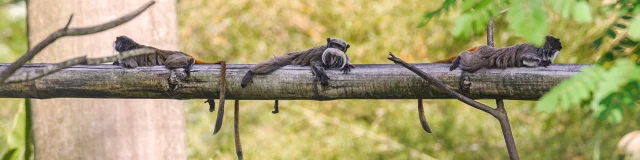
[27,0,186,159]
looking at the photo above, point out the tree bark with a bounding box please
[0,63,587,100]
[26,0,186,159]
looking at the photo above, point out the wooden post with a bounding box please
[26,0,186,159]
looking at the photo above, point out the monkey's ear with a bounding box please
[346,44,350,49]
[326,38,331,43]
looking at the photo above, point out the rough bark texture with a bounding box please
[0,63,587,100]
[26,0,186,159]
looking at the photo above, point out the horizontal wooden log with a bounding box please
[0,63,587,100]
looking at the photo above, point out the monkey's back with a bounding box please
[458,44,538,72]
[118,45,191,68]
[477,44,538,68]
[250,45,327,74]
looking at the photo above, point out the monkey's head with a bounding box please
[539,35,563,67]
[322,48,348,69]
[114,36,141,53]
[326,38,350,53]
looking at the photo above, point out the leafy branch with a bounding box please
[536,0,640,123]
[420,0,594,46]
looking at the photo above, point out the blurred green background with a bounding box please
[1,0,639,159]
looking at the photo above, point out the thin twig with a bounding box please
[5,48,154,83]
[487,9,519,160]
[64,14,74,30]
[387,53,498,117]
[494,99,518,159]
[0,1,156,83]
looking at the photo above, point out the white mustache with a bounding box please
[322,48,347,69]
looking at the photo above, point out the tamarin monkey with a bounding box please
[419,35,563,134]
[240,38,354,113]
[434,35,563,72]
[112,36,228,134]
[241,38,354,87]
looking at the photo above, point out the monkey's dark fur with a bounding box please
[113,36,228,135]
[449,35,563,72]
[113,36,196,74]
[241,38,354,88]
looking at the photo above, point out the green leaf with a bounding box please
[591,37,604,49]
[573,1,593,23]
[1,99,33,160]
[1,149,17,160]
[452,13,473,39]
[629,15,640,40]
[536,92,559,112]
[610,106,623,123]
[418,0,457,27]
[616,23,627,29]
[460,0,477,12]
[606,27,617,38]
[5,100,27,160]
[619,7,630,17]
[507,0,547,46]
[596,51,615,65]
[619,37,638,47]
[561,0,574,19]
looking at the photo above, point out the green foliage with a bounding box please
[0,1,27,63]
[536,1,640,123]
[629,15,640,40]
[418,0,456,27]
[536,59,640,123]
[1,99,32,160]
[421,0,593,46]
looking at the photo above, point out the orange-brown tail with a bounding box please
[194,59,225,64]
[433,56,458,63]
[432,46,480,63]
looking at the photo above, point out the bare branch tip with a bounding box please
[64,14,74,29]
[387,52,398,60]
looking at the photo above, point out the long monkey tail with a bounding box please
[432,56,458,63]
[194,59,225,64]
[433,46,481,71]
[234,100,244,160]
[213,61,227,135]
[241,52,304,88]
[249,52,303,74]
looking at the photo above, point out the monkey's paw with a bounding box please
[341,64,355,74]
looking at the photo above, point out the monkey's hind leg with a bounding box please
[234,100,244,160]
[165,54,196,77]
[311,61,330,86]
[418,99,432,133]
[241,71,254,88]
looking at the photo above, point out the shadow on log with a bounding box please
[0,63,587,100]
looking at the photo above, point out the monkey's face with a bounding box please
[540,35,563,67]
[114,36,139,53]
[326,38,350,53]
[322,48,348,69]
